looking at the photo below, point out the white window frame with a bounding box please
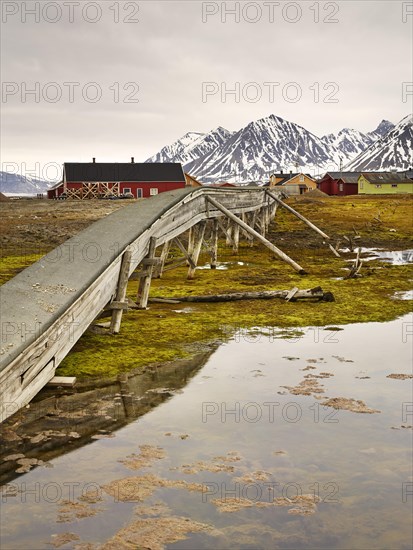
[136,188,143,198]
[150,188,158,196]
[299,174,304,182]
[375,184,382,189]
[339,183,343,192]
[123,187,132,194]
[360,181,363,189]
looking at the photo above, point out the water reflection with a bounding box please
[0,316,412,549]
[341,248,413,265]
[0,350,215,485]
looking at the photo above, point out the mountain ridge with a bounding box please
[146,114,409,183]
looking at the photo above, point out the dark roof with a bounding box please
[271,172,298,184]
[64,162,185,183]
[361,172,413,184]
[273,173,315,186]
[324,172,362,184]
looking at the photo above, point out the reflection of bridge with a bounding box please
[0,350,213,485]
[0,187,328,422]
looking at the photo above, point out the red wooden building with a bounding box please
[47,159,186,199]
[317,172,362,196]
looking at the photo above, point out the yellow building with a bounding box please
[267,172,317,195]
[358,172,413,195]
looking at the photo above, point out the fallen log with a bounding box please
[156,287,334,303]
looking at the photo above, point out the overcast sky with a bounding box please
[1,0,412,180]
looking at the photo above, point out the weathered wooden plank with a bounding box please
[47,376,77,387]
[137,237,157,309]
[206,196,306,274]
[155,241,171,278]
[210,219,219,269]
[187,222,207,279]
[110,248,132,334]
[285,287,299,302]
[173,237,196,268]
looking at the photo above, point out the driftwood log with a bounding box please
[150,287,334,304]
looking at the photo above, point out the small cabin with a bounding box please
[317,172,361,196]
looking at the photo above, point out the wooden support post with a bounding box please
[266,203,272,230]
[210,219,219,269]
[173,237,196,268]
[265,190,330,240]
[155,241,171,278]
[240,213,253,244]
[225,220,233,247]
[136,237,157,309]
[187,227,195,265]
[206,196,306,274]
[251,210,258,231]
[187,222,207,279]
[259,207,267,237]
[110,248,132,333]
[217,219,235,247]
[232,221,240,253]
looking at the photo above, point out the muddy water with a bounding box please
[1,315,412,549]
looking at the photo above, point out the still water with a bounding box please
[1,315,412,549]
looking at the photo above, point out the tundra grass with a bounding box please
[1,196,412,378]
[57,239,412,377]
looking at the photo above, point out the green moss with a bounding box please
[1,196,412,379]
[57,239,412,378]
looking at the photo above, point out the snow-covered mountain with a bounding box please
[182,115,342,183]
[0,172,52,195]
[146,126,234,165]
[321,128,373,163]
[345,115,413,171]
[146,114,403,183]
[368,119,395,141]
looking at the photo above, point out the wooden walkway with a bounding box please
[0,187,326,422]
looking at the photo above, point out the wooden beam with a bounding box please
[187,221,207,279]
[225,219,233,247]
[136,237,157,309]
[162,259,187,272]
[265,190,330,240]
[206,196,306,274]
[47,376,77,387]
[232,221,240,253]
[210,219,219,269]
[110,248,132,334]
[155,240,171,278]
[217,219,235,247]
[285,287,299,302]
[187,227,195,265]
[173,237,196,269]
